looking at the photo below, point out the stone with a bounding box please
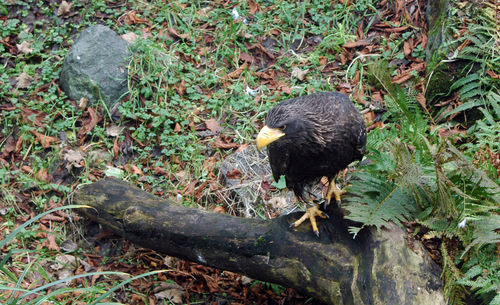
[60,25,130,108]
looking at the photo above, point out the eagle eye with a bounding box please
[280,125,286,131]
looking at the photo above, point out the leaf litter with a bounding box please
[1,0,489,304]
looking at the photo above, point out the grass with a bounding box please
[0,0,499,304]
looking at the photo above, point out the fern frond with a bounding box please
[463,214,500,254]
[458,243,500,305]
[446,99,485,117]
[460,88,483,100]
[345,172,417,236]
[441,243,468,305]
[449,73,480,92]
[486,92,500,119]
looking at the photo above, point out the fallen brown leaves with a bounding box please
[30,130,58,149]
[77,107,100,140]
[204,118,223,133]
[5,0,482,303]
[224,61,248,81]
[122,11,150,26]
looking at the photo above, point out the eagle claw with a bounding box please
[320,198,329,210]
[290,206,327,236]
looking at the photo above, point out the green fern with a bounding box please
[354,50,500,304]
[345,171,417,237]
[444,10,500,120]
[464,214,500,255]
[458,242,500,305]
[442,243,468,305]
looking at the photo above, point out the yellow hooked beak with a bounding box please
[256,125,285,151]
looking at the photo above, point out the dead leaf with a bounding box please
[44,234,60,251]
[63,149,84,163]
[125,11,150,25]
[182,181,196,196]
[1,136,16,158]
[280,84,292,94]
[113,137,119,160]
[60,239,78,252]
[41,214,66,223]
[392,70,413,84]
[163,256,176,268]
[339,48,351,66]
[16,72,33,89]
[175,79,186,96]
[268,197,288,210]
[124,164,143,175]
[436,127,466,139]
[372,91,383,103]
[487,70,500,79]
[63,149,85,170]
[240,275,253,285]
[204,118,222,133]
[374,25,410,32]
[403,40,412,57]
[248,0,260,14]
[78,97,88,109]
[173,122,182,133]
[57,1,73,16]
[236,143,250,152]
[155,283,185,304]
[22,107,47,127]
[15,137,23,153]
[416,93,427,111]
[36,168,50,182]
[224,62,248,80]
[226,168,242,179]
[91,266,104,286]
[202,156,217,174]
[106,125,123,137]
[175,170,189,181]
[16,41,33,54]
[78,107,99,138]
[214,137,239,149]
[30,130,58,148]
[197,6,212,17]
[291,67,309,81]
[22,165,33,174]
[343,40,370,48]
[239,52,253,63]
[213,206,226,213]
[318,56,327,67]
[363,110,376,125]
[121,32,138,44]
[167,27,190,40]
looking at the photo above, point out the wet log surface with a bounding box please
[74,177,445,305]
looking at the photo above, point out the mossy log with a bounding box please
[73,177,445,305]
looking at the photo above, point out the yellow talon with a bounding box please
[292,205,327,237]
[325,178,347,206]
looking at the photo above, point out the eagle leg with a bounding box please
[325,178,347,208]
[291,205,327,237]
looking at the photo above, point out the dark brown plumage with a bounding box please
[260,92,366,202]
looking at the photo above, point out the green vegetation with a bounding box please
[0,0,498,304]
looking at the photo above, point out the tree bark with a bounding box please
[73,177,445,305]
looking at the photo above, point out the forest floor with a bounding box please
[1,0,499,304]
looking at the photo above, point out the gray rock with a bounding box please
[60,25,130,108]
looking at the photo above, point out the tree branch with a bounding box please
[74,177,445,305]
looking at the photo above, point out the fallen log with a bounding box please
[73,177,445,305]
